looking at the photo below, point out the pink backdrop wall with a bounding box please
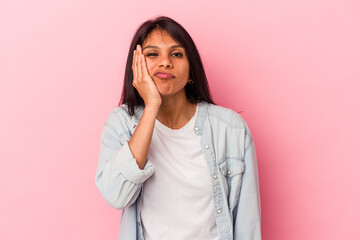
[1,0,359,239]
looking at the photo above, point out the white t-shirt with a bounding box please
[140,104,219,240]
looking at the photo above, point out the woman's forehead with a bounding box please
[143,29,181,48]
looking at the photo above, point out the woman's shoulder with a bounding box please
[205,102,247,128]
[205,102,254,142]
[104,104,143,127]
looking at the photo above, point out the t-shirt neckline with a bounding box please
[155,104,198,136]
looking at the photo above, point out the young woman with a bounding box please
[95,16,261,240]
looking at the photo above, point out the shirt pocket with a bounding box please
[218,158,245,210]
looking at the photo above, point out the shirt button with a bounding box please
[227,170,231,175]
[195,126,199,131]
[205,145,209,149]
[217,209,222,214]
[138,222,141,226]
[213,175,217,179]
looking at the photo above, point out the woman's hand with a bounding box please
[132,44,162,108]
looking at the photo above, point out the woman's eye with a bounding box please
[146,53,158,57]
[172,52,183,57]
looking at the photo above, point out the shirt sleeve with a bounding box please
[95,109,155,210]
[233,131,262,239]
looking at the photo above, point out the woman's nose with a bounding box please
[159,55,173,68]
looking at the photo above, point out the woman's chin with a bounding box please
[155,82,171,95]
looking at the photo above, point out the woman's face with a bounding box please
[141,29,190,97]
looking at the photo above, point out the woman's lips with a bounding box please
[155,72,175,79]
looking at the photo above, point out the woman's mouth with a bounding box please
[155,72,175,79]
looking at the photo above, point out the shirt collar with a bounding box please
[133,101,209,136]
[194,101,208,136]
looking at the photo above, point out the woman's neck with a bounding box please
[156,94,197,130]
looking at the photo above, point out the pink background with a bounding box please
[1,0,359,239]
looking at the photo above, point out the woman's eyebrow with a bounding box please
[143,44,184,50]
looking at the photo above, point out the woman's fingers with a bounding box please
[132,50,137,84]
[135,47,139,81]
[136,45,143,80]
[137,45,152,82]
[140,53,150,79]
[132,49,138,86]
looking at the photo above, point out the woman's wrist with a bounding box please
[144,103,161,115]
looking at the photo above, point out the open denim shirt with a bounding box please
[95,101,261,240]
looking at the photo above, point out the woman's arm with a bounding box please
[233,129,262,239]
[128,104,159,170]
[95,109,155,210]
[95,44,161,209]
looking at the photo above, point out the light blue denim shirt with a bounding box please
[95,101,261,240]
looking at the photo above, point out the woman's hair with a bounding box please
[119,16,215,115]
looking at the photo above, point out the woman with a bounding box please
[95,16,261,240]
